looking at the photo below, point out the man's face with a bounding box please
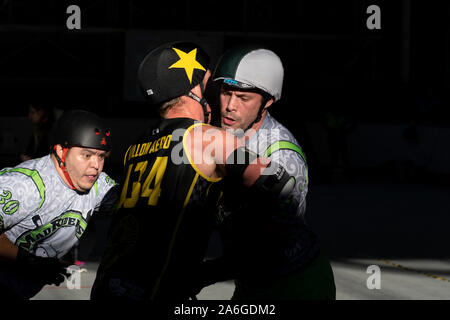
[219,85,265,131]
[64,147,107,192]
[28,105,44,125]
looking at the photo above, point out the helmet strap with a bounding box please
[186,81,210,124]
[244,93,271,132]
[53,146,76,190]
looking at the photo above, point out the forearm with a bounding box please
[223,146,269,187]
[0,233,19,262]
[1,236,71,287]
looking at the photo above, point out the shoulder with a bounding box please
[95,172,118,196]
[263,114,300,145]
[184,121,222,137]
[92,172,119,212]
[184,122,239,151]
[0,157,48,193]
[257,114,309,182]
[0,158,48,227]
[255,114,306,161]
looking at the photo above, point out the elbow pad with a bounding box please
[224,147,259,181]
[251,161,295,201]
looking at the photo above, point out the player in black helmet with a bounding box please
[196,46,336,300]
[52,110,113,192]
[0,109,118,300]
[91,41,295,301]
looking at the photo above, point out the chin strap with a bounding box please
[244,93,271,132]
[53,146,76,190]
[186,81,210,124]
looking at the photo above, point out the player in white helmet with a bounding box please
[197,46,336,299]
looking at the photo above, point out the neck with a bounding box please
[245,110,267,137]
[165,99,204,122]
[51,153,75,190]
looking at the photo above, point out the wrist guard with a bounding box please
[16,247,68,286]
[224,146,259,181]
[251,161,295,201]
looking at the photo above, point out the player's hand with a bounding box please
[16,247,71,286]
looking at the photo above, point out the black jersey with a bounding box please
[92,118,222,300]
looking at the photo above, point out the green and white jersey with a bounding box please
[0,155,117,259]
[220,112,318,278]
[246,112,308,218]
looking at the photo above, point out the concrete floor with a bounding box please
[31,183,450,300]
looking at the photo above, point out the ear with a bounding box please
[54,144,63,157]
[202,70,212,87]
[263,97,274,111]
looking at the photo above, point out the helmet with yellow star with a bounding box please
[138,41,210,106]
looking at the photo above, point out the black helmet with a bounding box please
[138,41,210,106]
[52,110,111,151]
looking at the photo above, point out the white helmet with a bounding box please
[213,46,284,102]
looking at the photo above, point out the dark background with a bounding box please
[1,0,449,259]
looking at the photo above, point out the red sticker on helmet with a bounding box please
[101,138,107,146]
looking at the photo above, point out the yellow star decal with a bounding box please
[168,47,206,84]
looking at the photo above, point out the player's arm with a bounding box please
[216,129,294,197]
[0,179,32,261]
[0,234,70,287]
[0,169,44,236]
[0,233,18,261]
[269,148,309,216]
[187,124,267,182]
[0,175,70,285]
[0,231,69,286]
[186,124,293,196]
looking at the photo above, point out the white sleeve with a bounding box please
[94,172,119,213]
[269,149,308,217]
[0,169,42,233]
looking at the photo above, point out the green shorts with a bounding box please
[232,251,336,300]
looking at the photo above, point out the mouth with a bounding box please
[222,116,236,126]
[85,174,98,183]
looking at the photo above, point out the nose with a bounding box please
[225,94,238,113]
[91,155,100,170]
